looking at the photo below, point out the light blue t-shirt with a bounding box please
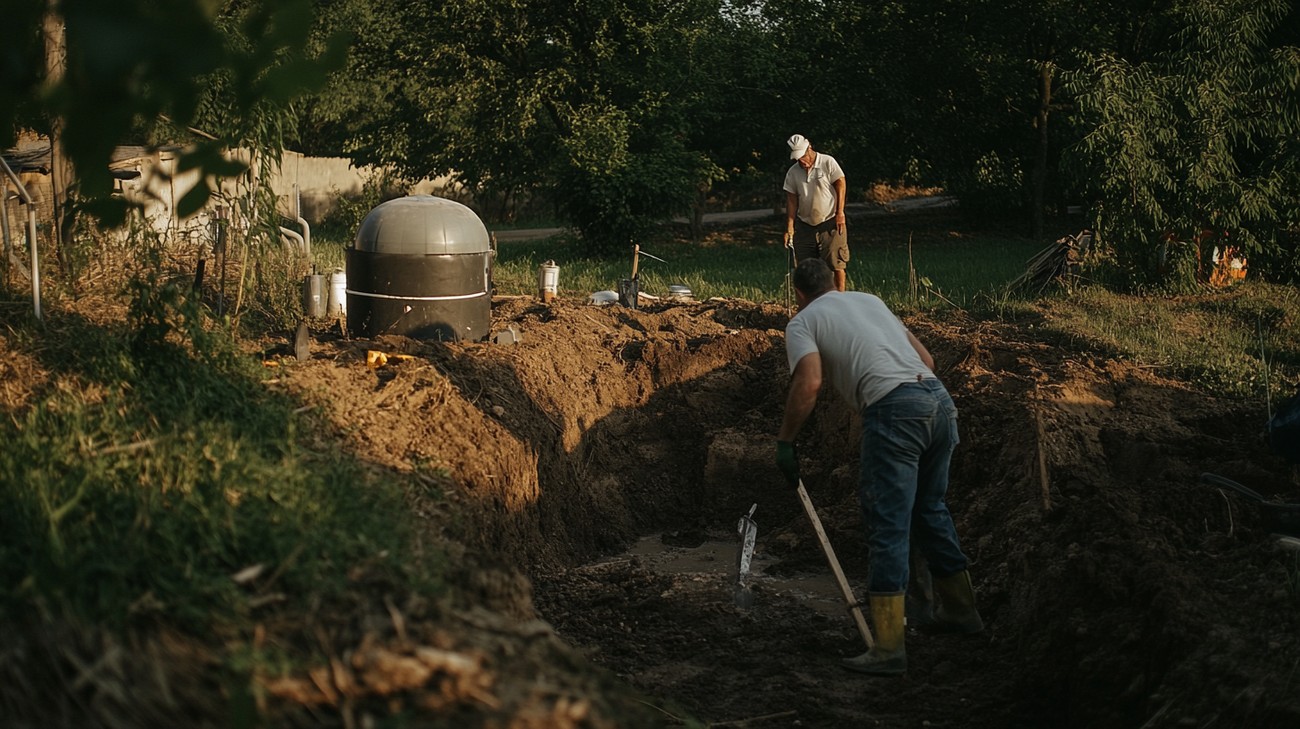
[785,291,934,412]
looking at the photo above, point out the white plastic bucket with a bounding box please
[328,269,347,317]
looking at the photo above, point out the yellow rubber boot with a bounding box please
[841,594,906,676]
[931,570,984,634]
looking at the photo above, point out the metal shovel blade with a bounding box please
[734,504,758,609]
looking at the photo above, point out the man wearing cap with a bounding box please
[784,134,849,292]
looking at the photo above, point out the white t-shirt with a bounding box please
[785,291,935,412]
[783,152,845,226]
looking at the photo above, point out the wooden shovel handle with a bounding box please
[631,244,640,279]
[797,480,875,650]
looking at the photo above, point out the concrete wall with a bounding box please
[4,140,459,256]
[272,151,459,223]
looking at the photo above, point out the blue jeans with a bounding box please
[858,379,969,594]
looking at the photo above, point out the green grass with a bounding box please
[1034,282,1300,400]
[486,231,1046,311]
[0,293,440,631]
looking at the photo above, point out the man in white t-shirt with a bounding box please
[783,134,849,292]
[776,258,983,677]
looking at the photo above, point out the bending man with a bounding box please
[775,258,983,677]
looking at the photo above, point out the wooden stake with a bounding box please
[1034,387,1052,511]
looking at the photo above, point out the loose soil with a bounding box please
[272,282,1300,728]
[6,212,1300,729]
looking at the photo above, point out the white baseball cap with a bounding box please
[787,134,810,159]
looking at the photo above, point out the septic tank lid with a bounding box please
[354,195,490,256]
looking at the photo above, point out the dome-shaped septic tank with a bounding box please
[346,195,492,341]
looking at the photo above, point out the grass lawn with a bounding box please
[487,210,1052,311]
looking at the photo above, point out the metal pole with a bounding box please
[29,206,40,321]
[0,157,41,320]
[293,182,311,261]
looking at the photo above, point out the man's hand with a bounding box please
[776,440,801,488]
[783,230,794,248]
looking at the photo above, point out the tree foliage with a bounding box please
[1065,0,1300,288]
[0,0,345,225]
[283,0,1300,280]
[6,0,1297,282]
[302,0,730,250]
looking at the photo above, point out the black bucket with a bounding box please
[618,277,639,309]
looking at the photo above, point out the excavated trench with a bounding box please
[296,297,1300,728]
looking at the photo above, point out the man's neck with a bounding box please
[801,287,835,305]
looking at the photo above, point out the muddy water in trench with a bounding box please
[621,532,848,618]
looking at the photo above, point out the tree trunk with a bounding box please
[1031,60,1052,241]
[44,0,74,260]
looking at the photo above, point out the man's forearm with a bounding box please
[779,356,822,440]
[778,384,817,441]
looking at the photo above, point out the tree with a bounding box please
[0,0,345,226]
[301,0,730,250]
[1064,0,1300,288]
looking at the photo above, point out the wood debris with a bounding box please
[1008,230,1093,295]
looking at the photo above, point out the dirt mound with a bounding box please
[272,295,1299,727]
[285,297,791,570]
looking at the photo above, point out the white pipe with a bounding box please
[295,215,311,261]
[278,225,305,255]
[0,156,41,321]
[291,183,310,262]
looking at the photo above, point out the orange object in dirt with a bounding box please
[366,350,415,369]
[1208,245,1247,287]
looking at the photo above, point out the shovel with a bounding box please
[796,479,874,650]
[733,504,759,608]
[784,237,797,315]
